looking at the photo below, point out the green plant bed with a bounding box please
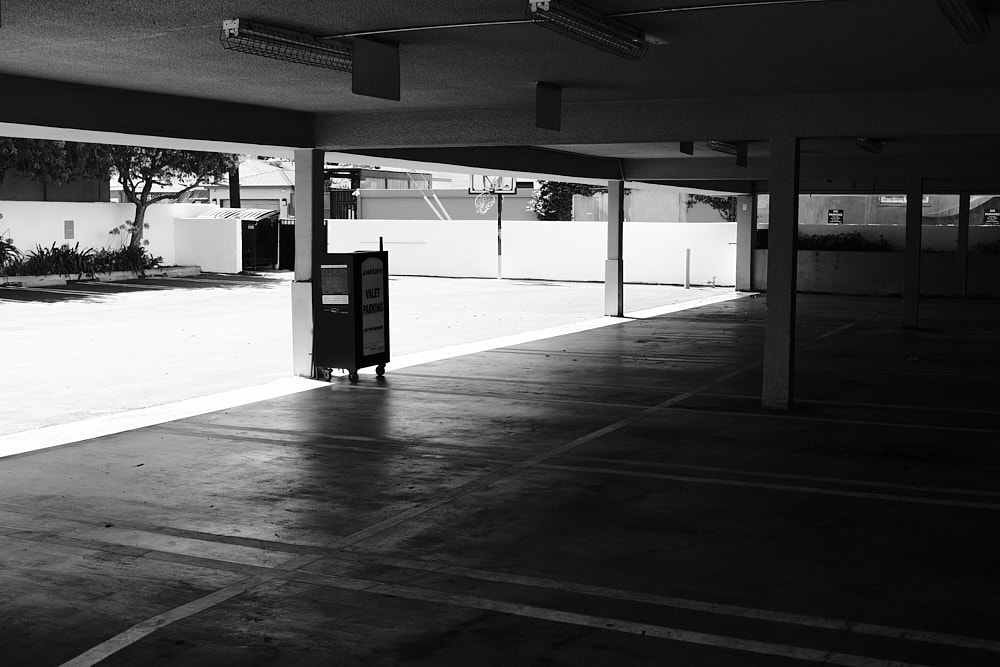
[1,242,163,278]
[971,239,1000,254]
[798,231,893,252]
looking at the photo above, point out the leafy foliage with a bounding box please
[971,239,1000,254]
[105,147,238,248]
[685,194,737,222]
[0,138,111,186]
[3,139,238,249]
[798,231,893,252]
[3,241,162,277]
[527,181,606,220]
[0,232,23,277]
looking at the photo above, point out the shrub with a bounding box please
[971,239,1000,254]
[3,241,162,277]
[798,231,893,252]
[0,233,22,277]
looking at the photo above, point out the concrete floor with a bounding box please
[1,294,998,666]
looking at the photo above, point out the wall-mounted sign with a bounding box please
[320,264,349,307]
[360,257,386,356]
[827,209,845,224]
[878,195,931,206]
[985,208,1000,225]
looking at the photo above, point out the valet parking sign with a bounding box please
[360,257,386,356]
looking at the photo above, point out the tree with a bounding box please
[0,138,110,191]
[685,194,737,222]
[1,139,237,249]
[527,181,606,220]
[107,147,237,248]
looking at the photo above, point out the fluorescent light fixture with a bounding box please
[706,140,739,156]
[855,137,883,154]
[220,19,353,72]
[706,140,748,167]
[934,0,990,44]
[527,0,647,60]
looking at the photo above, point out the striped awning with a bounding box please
[197,208,278,221]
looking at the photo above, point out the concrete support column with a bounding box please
[735,194,756,292]
[957,191,970,297]
[291,149,326,377]
[903,177,923,329]
[762,138,800,411]
[605,180,625,317]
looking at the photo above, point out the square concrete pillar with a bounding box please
[903,178,923,329]
[762,138,799,411]
[735,194,756,292]
[291,149,326,377]
[957,192,970,297]
[605,180,625,317]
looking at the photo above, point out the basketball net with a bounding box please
[475,191,497,215]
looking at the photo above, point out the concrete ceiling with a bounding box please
[3,0,1000,188]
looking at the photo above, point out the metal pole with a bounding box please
[685,248,691,289]
[497,192,503,279]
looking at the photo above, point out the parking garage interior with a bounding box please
[2,1,1000,664]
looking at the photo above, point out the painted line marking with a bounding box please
[165,420,1000,505]
[814,312,879,339]
[679,406,1000,434]
[288,573,935,667]
[9,512,997,657]
[532,462,1000,511]
[59,554,321,667]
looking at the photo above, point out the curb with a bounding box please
[2,266,202,287]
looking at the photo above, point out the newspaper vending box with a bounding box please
[313,251,389,381]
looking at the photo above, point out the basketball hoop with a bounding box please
[474,191,497,215]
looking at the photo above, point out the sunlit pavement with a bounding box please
[0,273,727,437]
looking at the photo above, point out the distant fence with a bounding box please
[329,220,737,285]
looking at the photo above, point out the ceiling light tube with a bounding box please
[527,0,647,60]
[934,0,990,44]
[220,19,353,72]
[706,140,739,155]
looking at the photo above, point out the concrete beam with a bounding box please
[337,146,621,183]
[316,88,1000,150]
[0,74,313,152]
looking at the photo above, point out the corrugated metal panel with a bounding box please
[197,208,278,220]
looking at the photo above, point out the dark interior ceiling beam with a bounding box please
[337,146,623,182]
[0,74,314,150]
[317,88,1000,150]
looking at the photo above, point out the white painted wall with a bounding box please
[329,219,738,285]
[626,222,736,285]
[503,222,605,281]
[329,219,499,278]
[174,217,242,273]
[0,201,216,267]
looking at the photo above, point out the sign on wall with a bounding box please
[985,209,1000,225]
[827,209,845,224]
[360,257,386,355]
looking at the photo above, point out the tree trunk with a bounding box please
[130,202,147,249]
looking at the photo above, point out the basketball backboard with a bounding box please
[468,175,517,195]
